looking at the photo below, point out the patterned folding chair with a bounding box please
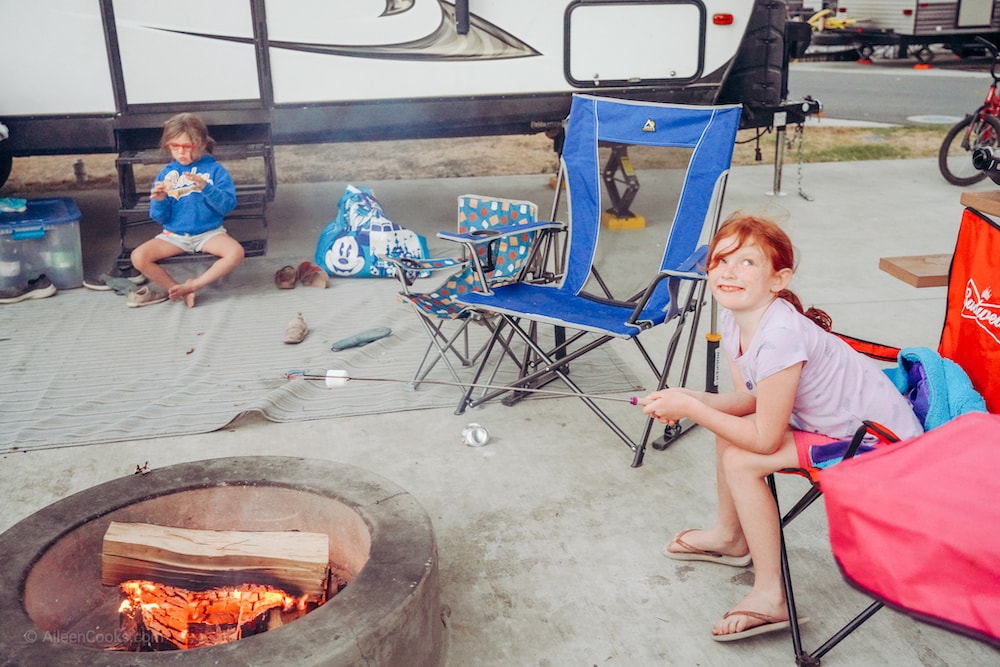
[388,195,558,389]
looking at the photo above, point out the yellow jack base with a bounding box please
[601,211,646,229]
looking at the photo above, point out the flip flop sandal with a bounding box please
[663,529,752,567]
[275,265,297,289]
[711,610,809,642]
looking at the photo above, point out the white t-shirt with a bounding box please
[720,298,923,440]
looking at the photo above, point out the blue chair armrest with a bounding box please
[624,246,709,327]
[660,245,708,280]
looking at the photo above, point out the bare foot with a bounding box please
[666,528,749,560]
[712,590,788,638]
[168,279,197,305]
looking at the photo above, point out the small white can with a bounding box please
[461,423,490,447]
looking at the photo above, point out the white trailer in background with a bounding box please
[0,0,816,173]
[0,0,818,264]
[836,0,1000,60]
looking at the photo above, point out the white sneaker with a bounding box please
[126,285,167,308]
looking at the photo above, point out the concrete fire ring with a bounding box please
[0,456,444,666]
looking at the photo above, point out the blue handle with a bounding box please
[12,229,45,240]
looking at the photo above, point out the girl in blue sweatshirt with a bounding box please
[130,113,242,307]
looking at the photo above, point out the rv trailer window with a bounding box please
[565,1,704,87]
[957,0,994,28]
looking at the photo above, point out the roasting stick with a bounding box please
[285,369,653,406]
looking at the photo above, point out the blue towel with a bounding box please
[883,347,986,431]
[0,197,27,213]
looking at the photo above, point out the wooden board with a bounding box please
[102,522,330,595]
[878,254,952,288]
[960,190,1000,217]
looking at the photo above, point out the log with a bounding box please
[101,521,330,596]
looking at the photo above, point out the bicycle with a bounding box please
[938,37,1000,186]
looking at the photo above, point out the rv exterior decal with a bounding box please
[142,0,540,62]
[0,0,820,180]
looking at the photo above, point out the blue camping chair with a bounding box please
[387,195,561,388]
[452,94,742,466]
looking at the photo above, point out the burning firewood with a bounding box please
[103,522,333,651]
[117,579,317,650]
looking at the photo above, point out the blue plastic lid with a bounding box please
[0,198,82,231]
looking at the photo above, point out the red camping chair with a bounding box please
[767,202,1000,664]
[769,333,993,664]
[821,411,1000,651]
[805,202,1000,655]
[767,419,901,666]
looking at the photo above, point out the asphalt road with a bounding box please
[787,55,993,125]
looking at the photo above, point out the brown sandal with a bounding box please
[297,261,329,288]
[712,610,808,642]
[274,265,297,289]
[663,529,752,567]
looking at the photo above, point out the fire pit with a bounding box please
[0,457,443,666]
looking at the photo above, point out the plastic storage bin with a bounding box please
[0,198,83,290]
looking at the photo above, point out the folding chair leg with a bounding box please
[409,315,471,389]
[632,279,707,466]
[458,314,641,450]
[408,308,500,391]
[455,318,516,414]
[807,600,883,666]
[457,318,559,412]
[768,474,885,666]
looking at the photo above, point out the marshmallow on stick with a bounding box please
[324,369,350,388]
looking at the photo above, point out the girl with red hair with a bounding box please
[642,212,922,641]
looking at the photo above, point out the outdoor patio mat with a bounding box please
[0,258,643,453]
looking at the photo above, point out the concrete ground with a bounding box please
[2,156,998,666]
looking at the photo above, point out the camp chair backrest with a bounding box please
[456,194,539,288]
[940,206,1000,412]
[560,95,741,297]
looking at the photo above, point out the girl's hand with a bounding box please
[640,388,691,426]
[150,181,167,201]
[186,171,207,191]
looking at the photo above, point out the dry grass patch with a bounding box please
[1,124,951,194]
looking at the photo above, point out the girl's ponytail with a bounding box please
[777,289,832,332]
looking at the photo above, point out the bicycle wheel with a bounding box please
[938,114,1000,186]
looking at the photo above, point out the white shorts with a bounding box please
[157,227,227,253]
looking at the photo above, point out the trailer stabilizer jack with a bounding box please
[601,144,645,229]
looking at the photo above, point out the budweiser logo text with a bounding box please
[963,280,1000,345]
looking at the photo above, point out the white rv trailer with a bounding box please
[836,0,1000,58]
[0,0,816,181]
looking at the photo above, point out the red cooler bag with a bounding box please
[939,208,1000,412]
[820,412,1000,647]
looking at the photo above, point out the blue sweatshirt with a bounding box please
[149,155,237,235]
